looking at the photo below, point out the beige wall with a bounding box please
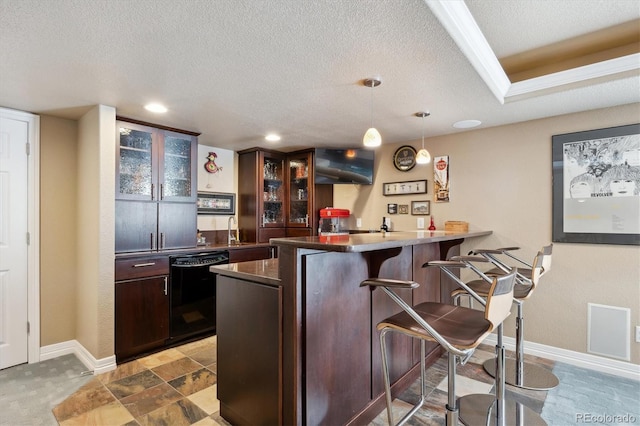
[40,115,78,346]
[75,105,116,359]
[336,103,640,364]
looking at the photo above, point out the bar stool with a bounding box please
[362,263,522,426]
[473,244,553,284]
[453,246,558,391]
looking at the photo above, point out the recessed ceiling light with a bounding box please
[265,133,281,142]
[453,119,481,129]
[144,103,168,113]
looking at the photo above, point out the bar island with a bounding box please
[212,230,491,425]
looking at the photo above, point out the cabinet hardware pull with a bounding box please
[151,183,155,201]
[133,262,156,268]
[150,233,155,250]
[160,233,165,249]
[160,183,164,200]
[163,277,168,296]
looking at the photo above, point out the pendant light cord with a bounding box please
[421,114,425,149]
[370,80,374,128]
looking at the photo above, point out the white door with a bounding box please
[0,112,30,369]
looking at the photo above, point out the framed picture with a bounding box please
[552,123,640,245]
[399,204,409,214]
[197,192,236,215]
[387,203,398,214]
[383,179,427,196]
[393,145,417,171]
[411,200,430,215]
[434,155,450,202]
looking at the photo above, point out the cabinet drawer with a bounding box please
[115,256,170,281]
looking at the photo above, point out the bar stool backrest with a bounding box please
[485,271,517,329]
[518,251,545,301]
[540,243,553,277]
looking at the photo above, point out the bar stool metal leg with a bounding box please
[446,353,459,426]
[483,302,559,390]
[458,324,547,425]
[380,329,427,426]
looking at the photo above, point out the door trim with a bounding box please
[27,111,40,364]
[2,108,41,364]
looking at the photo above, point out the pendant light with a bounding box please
[362,78,382,147]
[415,111,431,164]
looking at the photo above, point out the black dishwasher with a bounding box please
[169,251,229,342]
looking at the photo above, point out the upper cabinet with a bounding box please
[116,120,197,203]
[261,151,286,230]
[115,118,199,253]
[238,148,333,244]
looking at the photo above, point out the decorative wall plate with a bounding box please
[393,145,417,171]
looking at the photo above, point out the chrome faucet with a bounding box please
[228,216,237,245]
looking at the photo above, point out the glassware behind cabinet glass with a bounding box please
[163,135,192,198]
[118,127,153,196]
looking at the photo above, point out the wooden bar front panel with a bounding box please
[217,276,282,426]
[303,251,371,424]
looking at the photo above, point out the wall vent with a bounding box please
[587,303,630,361]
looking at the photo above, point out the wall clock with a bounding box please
[393,145,417,171]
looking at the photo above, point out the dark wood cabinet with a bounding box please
[217,276,282,426]
[228,246,274,263]
[115,118,199,253]
[238,148,333,243]
[115,255,170,362]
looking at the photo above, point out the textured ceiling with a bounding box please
[0,0,638,151]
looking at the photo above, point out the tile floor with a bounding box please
[52,336,229,426]
[52,335,557,425]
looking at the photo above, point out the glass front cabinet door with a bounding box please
[260,152,285,228]
[116,121,196,202]
[160,130,197,202]
[117,122,156,200]
[287,151,312,228]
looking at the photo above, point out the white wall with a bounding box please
[196,145,238,231]
[335,103,640,364]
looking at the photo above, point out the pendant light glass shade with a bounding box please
[415,111,431,164]
[362,78,382,147]
[416,148,431,164]
[363,127,382,147]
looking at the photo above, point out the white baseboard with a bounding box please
[40,340,117,375]
[483,334,640,381]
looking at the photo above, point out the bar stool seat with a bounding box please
[362,263,543,425]
[383,302,494,349]
[453,245,558,391]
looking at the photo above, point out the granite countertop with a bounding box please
[269,229,492,253]
[211,258,280,286]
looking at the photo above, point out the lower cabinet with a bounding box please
[115,276,169,361]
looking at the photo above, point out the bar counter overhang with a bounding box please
[213,229,491,425]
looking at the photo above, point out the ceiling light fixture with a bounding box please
[415,112,432,165]
[144,103,168,113]
[265,133,281,142]
[362,78,382,148]
[453,119,481,129]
